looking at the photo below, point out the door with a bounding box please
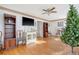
[43,22,48,37]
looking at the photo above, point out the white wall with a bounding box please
[16,16,44,37]
[0,9,46,45]
[0,11,4,45]
[0,8,66,46]
[16,16,37,32]
[49,19,66,36]
[37,21,43,37]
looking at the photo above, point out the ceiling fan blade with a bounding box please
[51,7,55,10]
[42,12,46,14]
[42,12,50,15]
[42,9,47,11]
[51,11,57,13]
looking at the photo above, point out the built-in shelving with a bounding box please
[4,14,16,49]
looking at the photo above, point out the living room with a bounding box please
[0,4,79,55]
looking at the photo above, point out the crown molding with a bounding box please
[0,6,49,22]
[49,18,66,22]
[0,6,66,22]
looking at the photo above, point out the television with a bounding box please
[22,17,34,26]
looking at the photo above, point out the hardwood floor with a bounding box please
[0,36,79,55]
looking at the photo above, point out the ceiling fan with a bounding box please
[42,7,57,15]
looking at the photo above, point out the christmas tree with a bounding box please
[61,5,79,54]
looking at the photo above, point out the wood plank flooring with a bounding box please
[0,36,79,55]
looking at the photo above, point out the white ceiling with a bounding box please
[0,4,79,21]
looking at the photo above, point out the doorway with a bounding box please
[43,22,48,37]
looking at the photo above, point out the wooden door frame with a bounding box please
[43,22,48,37]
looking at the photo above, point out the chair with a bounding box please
[16,30,22,45]
[56,28,64,36]
[16,30,26,46]
[0,31,2,49]
[0,31,3,54]
[22,31,26,44]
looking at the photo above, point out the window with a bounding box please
[57,22,63,27]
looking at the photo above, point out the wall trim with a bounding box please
[0,6,49,22]
[0,6,66,22]
[49,18,66,22]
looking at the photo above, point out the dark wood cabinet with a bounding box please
[4,14,16,49]
[4,39,9,49]
[43,22,48,37]
[9,38,16,48]
[4,39,16,49]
